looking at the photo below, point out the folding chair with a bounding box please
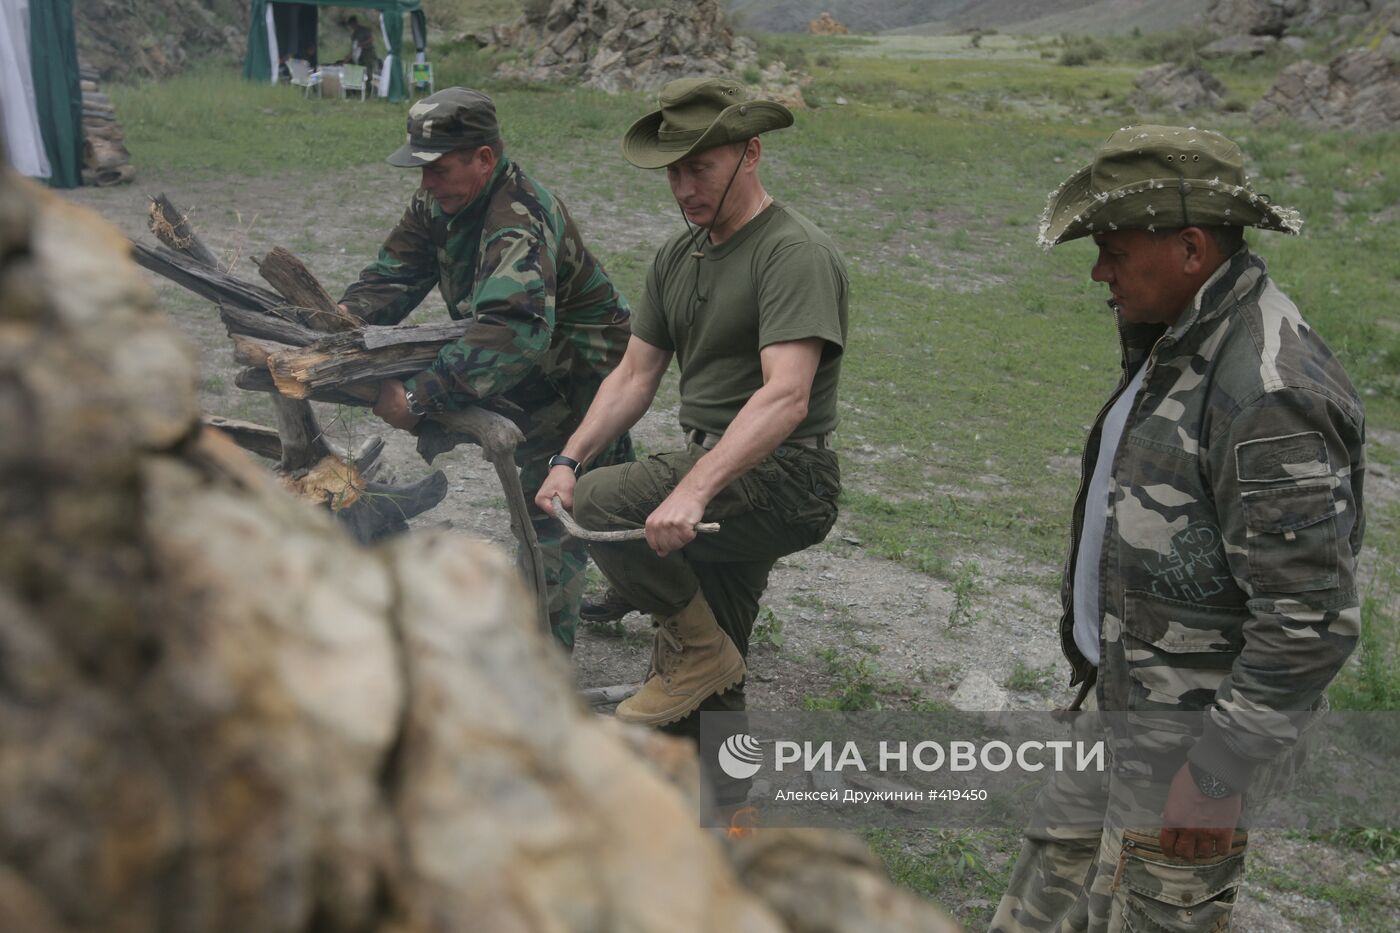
[408,61,434,97]
[341,64,368,102]
[287,58,319,98]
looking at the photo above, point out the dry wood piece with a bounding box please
[203,415,283,461]
[551,495,721,542]
[147,193,219,268]
[254,247,361,332]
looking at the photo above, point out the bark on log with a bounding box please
[254,247,361,333]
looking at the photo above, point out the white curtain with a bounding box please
[265,3,279,82]
[378,12,393,98]
[0,0,52,178]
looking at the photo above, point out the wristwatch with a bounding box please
[403,388,427,417]
[548,453,583,476]
[1188,761,1236,799]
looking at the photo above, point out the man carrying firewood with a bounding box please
[337,87,633,651]
[535,78,848,792]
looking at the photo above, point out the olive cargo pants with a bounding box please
[573,441,840,779]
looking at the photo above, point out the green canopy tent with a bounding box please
[14,0,84,188]
[244,0,424,103]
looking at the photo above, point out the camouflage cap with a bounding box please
[386,87,501,168]
[621,77,793,170]
[1038,124,1303,250]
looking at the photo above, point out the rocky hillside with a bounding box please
[73,0,248,80]
[725,0,1392,34]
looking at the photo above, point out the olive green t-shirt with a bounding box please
[632,201,848,438]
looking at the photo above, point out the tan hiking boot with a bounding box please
[616,590,746,727]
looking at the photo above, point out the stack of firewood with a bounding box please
[80,61,134,186]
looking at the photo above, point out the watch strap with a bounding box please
[548,453,582,476]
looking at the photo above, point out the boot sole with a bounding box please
[613,659,747,727]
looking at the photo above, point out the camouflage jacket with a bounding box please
[1060,249,1366,790]
[339,159,630,424]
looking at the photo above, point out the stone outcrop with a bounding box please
[1201,34,1279,57]
[1251,37,1400,128]
[1206,0,1397,37]
[0,168,958,932]
[1130,63,1229,114]
[809,12,851,34]
[488,0,803,105]
[73,0,246,81]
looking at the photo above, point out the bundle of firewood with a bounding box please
[80,61,134,186]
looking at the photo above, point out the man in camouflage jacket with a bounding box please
[992,126,1366,931]
[338,87,633,650]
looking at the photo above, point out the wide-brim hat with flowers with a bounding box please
[1039,124,1302,249]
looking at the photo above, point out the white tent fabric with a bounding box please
[377,12,393,98]
[264,3,280,82]
[0,0,52,179]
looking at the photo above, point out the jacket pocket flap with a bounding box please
[1123,590,1245,654]
[1241,484,1335,535]
[1235,431,1328,483]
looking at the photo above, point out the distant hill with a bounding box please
[727,0,1211,35]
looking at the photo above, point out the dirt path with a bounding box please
[64,167,1397,932]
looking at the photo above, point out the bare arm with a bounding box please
[534,335,672,514]
[645,337,824,556]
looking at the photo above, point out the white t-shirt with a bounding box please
[1073,362,1148,666]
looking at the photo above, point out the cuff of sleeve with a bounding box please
[402,370,451,413]
[1189,720,1261,792]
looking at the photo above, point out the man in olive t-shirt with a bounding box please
[535,79,848,785]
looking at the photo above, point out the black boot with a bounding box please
[580,586,637,623]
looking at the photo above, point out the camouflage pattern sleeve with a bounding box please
[403,222,558,410]
[1189,387,1366,789]
[338,194,439,326]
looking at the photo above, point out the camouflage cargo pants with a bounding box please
[990,706,1249,933]
[572,441,839,797]
[515,422,633,653]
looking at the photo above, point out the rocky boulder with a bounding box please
[0,168,958,932]
[1251,42,1400,129]
[1206,0,1395,37]
[490,0,804,104]
[1201,34,1279,57]
[809,12,851,35]
[1130,63,1229,114]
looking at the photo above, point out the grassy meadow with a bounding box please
[106,26,1400,926]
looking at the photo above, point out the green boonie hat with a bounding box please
[386,87,501,168]
[1038,124,1302,250]
[622,77,794,170]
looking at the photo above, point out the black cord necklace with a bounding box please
[678,152,747,306]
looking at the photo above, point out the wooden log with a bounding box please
[235,366,374,407]
[254,247,360,332]
[219,305,320,347]
[203,415,283,461]
[232,334,297,368]
[272,394,330,472]
[146,195,221,270]
[351,436,387,479]
[131,241,286,313]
